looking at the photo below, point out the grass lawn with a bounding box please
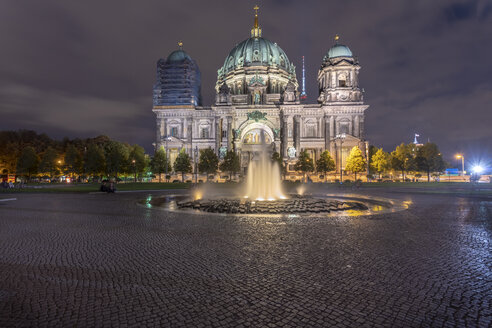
[0,182,190,193]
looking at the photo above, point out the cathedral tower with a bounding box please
[317,35,363,104]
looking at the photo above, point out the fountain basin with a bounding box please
[142,193,409,217]
[177,195,368,214]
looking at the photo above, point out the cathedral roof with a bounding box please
[166,48,192,63]
[327,44,353,58]
[217,7,296,80]
[325,35,353,59]
[219,37,295,77]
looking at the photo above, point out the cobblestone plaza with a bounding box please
[0,190,491,327]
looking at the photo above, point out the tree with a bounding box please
[316,150,336,181]
[390,143,414,181]
[105,141,129,180]
[370,148,390,179]
[219,150,240,181]
[64,144,82,178]
[174,149,192,182]
[415,143,446,182]
[16,146,39,181]
[345,146,366,181]
[367,145,379,176]
[129,144,146,182]
[294,150,315,182]
[38,147,59,180]
[198,148,219,181]
[84,144,106,180]
[151,147,171,183]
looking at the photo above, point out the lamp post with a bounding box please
[132,159,136,183]
[456,154,465,176]
[335,133,346,183]
[194,146,199,184]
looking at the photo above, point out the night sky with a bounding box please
[1,0,491,166]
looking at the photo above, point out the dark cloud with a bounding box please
[0,0,491,163]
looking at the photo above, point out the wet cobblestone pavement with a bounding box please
[0,191,491,327]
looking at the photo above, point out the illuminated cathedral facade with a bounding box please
[152,7,369,175]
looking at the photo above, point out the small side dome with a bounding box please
[153,41,202,106]
[167,49,192,63]
[327,44,353,58]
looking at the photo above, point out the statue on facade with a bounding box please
[280,81,298,104]
[216,82,231,105]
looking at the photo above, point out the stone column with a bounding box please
[360,116,365,139]
[330,116,335,139]
[281,114,289,159]
[324,116,330,150]
[188,119,193,155]
[294,115,301,153]
[156,117,162,144]
[354,115,360,138]
[227,116,233,151]
[215,119,221,155]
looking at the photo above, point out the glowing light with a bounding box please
[297,185,305,196]
[472,165,484,174]
[194,191,202,200]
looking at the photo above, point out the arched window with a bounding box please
[170,127,178,137]
[304,120,317,138]
[338,73,347,87]
[200,126,210,139]
[339,121,349,135]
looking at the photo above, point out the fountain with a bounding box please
[145,131,405,216]
[244,150,285,201]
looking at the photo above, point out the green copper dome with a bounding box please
[326,44,353,59]
[218,37,295,78]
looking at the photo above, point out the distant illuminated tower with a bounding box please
[300,56,307,100]
[413,133,420,144]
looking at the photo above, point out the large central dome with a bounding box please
[215,7,298,105]
[218,37,296,79]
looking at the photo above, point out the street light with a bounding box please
[335,133,346,183]
[456,154,465,176]
[132,159,136,183]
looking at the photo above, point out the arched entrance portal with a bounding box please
[239,123,276,172]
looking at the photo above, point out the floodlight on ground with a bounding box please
[472,165,483,174]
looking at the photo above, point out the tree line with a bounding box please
[1,130,446,183]
[369,142,446,182]
[283,142,446,182]
[12,139,148,182]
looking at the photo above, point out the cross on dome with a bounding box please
[251,5,262,38]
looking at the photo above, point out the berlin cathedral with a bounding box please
[152,7,369,175]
